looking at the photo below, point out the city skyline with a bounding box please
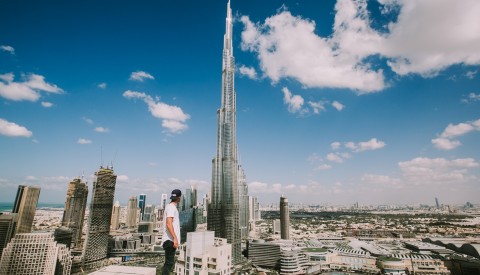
[1,0,479,205]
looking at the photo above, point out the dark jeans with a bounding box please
[162,240,176,275]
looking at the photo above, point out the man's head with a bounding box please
[170,189,182,202]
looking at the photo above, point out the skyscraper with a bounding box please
[82,166,117,270]
[139,194,146,220]
[208,0,245,264]
[435,197,440,209]
[160,193,168,210]
[126,196,138,229]
[0,232,72,275]
[61,177,88,248]
[12,185,40,234]
[111,200,121,230]
[280,195,290,240]
[238,165,249,240]
[0,214,17,256]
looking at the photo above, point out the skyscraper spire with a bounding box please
[208,0,246,266]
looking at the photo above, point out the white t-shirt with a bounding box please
[161,202,180,245]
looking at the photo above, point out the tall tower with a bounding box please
[0,214,17,256]
[61,177,88,248]
[12,185,40,234]
[126,196,138,229]
[208,0,244,264]
[82,166,117,270]
[139,194,146,220]
[110,201,121,230]
[280,195,290,240]
[238,165,249,240]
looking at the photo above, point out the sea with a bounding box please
[0,202,64,212]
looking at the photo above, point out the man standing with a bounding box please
[161,189,181,275]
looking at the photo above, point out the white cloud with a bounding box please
[129,71,154,82]
[0,118,32,138]
[462,92,480,103]
[466,71,477,79]
[355,138,386,152]
[316,164,332,170]
[282,87,306,114]
[308,101,326,114]
[432,137,461,150]
[241,0,480,92]
[98,82,107,89]
[94,126,110,133]
[432,118,480,150]
[41,101,53,108]
[25,176,38,181]
[82,117,94,124]
[331,142,341,150]
[0,45,14,54]
[361,174,402,188]
[332,101,345,111]
[117,175,129,182]
[123,90,190,134]
[248,181,282,194]
[0,73,63,101]
[77,138,92,144]
[399,157,479,184]
[238,65,258,79]
[326,153,344,163]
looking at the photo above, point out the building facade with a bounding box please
[280,196,290,240]
[0,232,72,275]
[12,185,40,234]
[238,165,249,240]
[110,201,121,230]
[175,231,232,275]
[207,0,245,264]
[61,177,88,248]
[82,166,117,270]
[138,194,146,221]
[0,214,17,257]
[126,196,138,229]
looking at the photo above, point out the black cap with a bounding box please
[170,189,182,200]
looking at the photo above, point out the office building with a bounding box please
[273,219,281,234]
[61,177,88,248]
[0,232,72,275]
[248,240,282,269]
[54,227,74,248]
[126,196,138,229]
[280,195,290,240]
[208,0,245,264]
[160,193,168,210]
[0,213,17,256]
[175,231,232,275]
[139,194,146,220]
[12,185,40,234]
[238,165,249,240]
[435,197,440,209]
[142,204,154,222]
[111,201,121,230]
[82,166,117,270]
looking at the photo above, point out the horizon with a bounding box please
[1,0,479,206]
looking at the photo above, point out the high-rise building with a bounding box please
[82,166,117,270]
[0,232,72,275]
[435,197,440,209]
[280,196,290,240]
[111,201,121,230]
[142,204,155,222]
[175,231,232,275]
[160,194,168,210]
[12,185,40,234]
[139,194,146,220]
[61,177,88,248]
[208,0,245,264]
[126,196,138,229]
[0,213,17,256]
[238,165,249,240]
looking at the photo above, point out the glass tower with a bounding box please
[12,185,40,234]
[82,166,117,270]
[61,177,88,248]
[208,0,244,264]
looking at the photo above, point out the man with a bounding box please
[161,189,181,275]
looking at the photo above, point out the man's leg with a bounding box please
[162,240,176,275]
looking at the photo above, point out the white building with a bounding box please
[175,231,232,275]
[88,265,155,275]
[0,232,72,275]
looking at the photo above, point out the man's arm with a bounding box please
[166,217,179,249]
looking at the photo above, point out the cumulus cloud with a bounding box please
[77,138,92,144]
[82,117,94,124]
[41,101,53,108]
[342,138,386,152]
[332,101,345,111]
[0,118,32,138]
[0,73,63,101]
[282,87,306,114]
[117,175,129,182]
[0,45,14,54]
[308,101,326,114]
[326,153,344,163]
[316,164,332,170]
[129,71,154,82]
[123,90,190,134]
[238,65,258,79]
[248,181,282,194]
[361,174,402,188]
[399,157,479,184]
[98,82,107,89]
[94,126,110,133]
[331,141,341,150]
[465,71,477,79]
[462,93,480,103]
[241,0,480,92]
[432,118,480,150]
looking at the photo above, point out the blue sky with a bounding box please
[1,0,479,206]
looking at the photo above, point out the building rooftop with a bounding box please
[88,265,156,275]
